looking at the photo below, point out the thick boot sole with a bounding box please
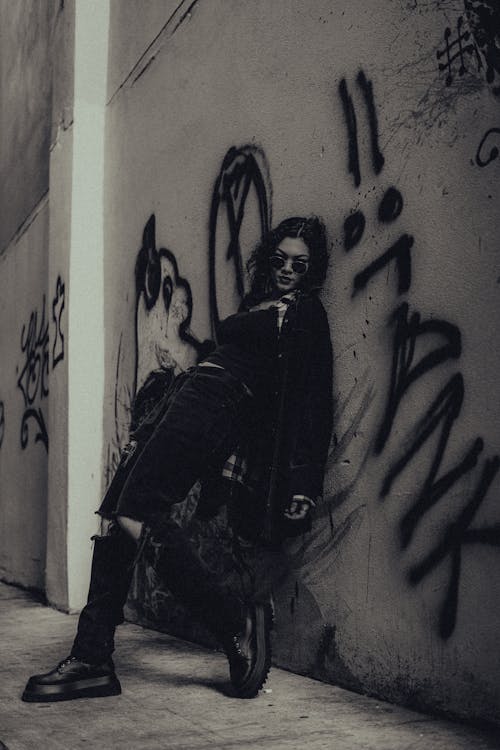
[234,601,273,699]
[21,675,121,703]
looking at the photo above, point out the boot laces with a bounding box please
[57,656,77,672]
[232,636,243,656]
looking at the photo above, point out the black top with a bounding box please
[197,291,334,541]
[202,307,280,399]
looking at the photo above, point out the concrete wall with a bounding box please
[0,200,49,589]
[0,0,111,612]
[0,0,52,253]
[102,0,500,724]
[0,0,57,590]
[0,0,92,613]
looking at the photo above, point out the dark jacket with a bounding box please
[197,291,333,542]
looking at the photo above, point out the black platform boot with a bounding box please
[22,523,137,702]
[141,516,273,698]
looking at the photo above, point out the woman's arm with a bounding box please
[283,297,333,519]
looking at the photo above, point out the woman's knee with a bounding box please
[116,515,143,542]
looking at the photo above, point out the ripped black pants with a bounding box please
[71,519,245,664]
[71,366,252,664]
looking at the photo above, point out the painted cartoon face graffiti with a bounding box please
[134,215,199,394]
[105,215,207,485]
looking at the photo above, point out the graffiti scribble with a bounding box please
[437,15,482,86]
[17,299,49,451]
[378,186,404,223]
[339,71,384,189]
[475,127,500,167]
[353,233,414,296]
[208,145,271,331]
[52,275,65,368]
[465,0,500,94]
[356,70,385,176]
[375,303,462,454]
[339,72,410,296]
[20,407,49,450]
[340,70,500,638]
[343,210,365,252]
[409,455,500,638]
[384,373,484,549]
[134,214,200,395]
[339,79,361,188]
[125,146,273,635]
[17,302,49,404]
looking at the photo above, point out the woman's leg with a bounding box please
[109,368,273,696]
[116,511,272,699]
[22,521,137,703]
[118,513,245,637]
[70,521,138,665]
[23,367,270,701]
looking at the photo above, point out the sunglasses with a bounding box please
[269,255,309,275]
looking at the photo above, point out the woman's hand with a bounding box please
[283,495,316,521]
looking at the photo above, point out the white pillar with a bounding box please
[66,0,110,610]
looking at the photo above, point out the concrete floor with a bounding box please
[1,583,499,750]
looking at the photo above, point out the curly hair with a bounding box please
[244,216,329,306]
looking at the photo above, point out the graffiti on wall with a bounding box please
[122,146,273,634]
[340,75,413,295]
[339,70,384,189]
[134,214,201,394]
[340,69,500,638]
[465,0,500,93]
[118,72,498,642]
[436,15,482,87]
[15,276,66,453]
[466,1,500,168]
[17,298,50,451]
[435,4,500,169]
[436,3,500,93]
[107,145,273,487]
[105,215,203,484]
[208,145,271,331]
[52,275,65,368]
[475,127,500,167]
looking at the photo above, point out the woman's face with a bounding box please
[269,236,310,295]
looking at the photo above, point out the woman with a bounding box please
[22,216,333,702]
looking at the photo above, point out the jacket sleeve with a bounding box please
[286,298,333,501]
